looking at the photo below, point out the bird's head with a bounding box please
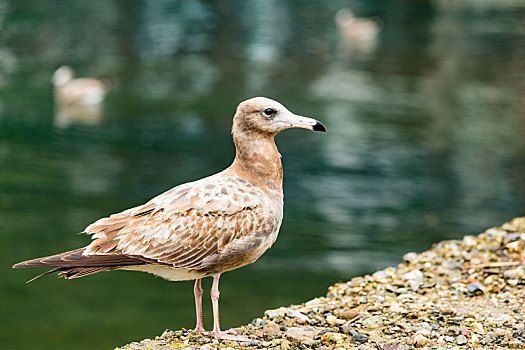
[52,66,75,87]
[232,97,326,136]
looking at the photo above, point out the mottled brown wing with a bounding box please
[83,174,271,269]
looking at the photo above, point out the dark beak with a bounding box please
[312,121,327,132]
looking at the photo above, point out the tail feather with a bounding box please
[13,248,147,268]
[26,268,62,283]
[58,266,117,279]
[13,247,148,281]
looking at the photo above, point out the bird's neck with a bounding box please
[229,131,283,193]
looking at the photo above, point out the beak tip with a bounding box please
[313,121,327,132]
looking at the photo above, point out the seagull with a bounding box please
[13,97,326,341]
[335,8,382,54]
[52,65,110,106]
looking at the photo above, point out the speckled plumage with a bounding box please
[13,96,326,340]
[84,171,283,279]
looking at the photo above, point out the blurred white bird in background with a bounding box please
[52,65,111,128]
[335,8,382,56]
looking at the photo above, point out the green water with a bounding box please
[1,1,525,349]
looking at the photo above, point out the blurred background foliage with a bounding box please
[0,0,524,349]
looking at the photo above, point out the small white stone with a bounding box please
[415,329,431,337]
[414,334,428,346]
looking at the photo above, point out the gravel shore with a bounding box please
[117,217,525,350]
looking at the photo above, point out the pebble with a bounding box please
[415,329,431,337]
[409,280,421,292]
[117,217,525,350]
[362,315,382,327]
[402,252,418,262]
[261,321,281,337]
[241,340,258,347]
[373,269,389,279]
[456,335,467,345]
[285,327,317,346]
[503,266,525,279]
[159,329,174,338]
[265,307,287,319]
[471,322,485,335]
[339,309,360,320]
[251,318,266,327]
[442,260,461,270]
[383,342,398,350]
[322,332,345,344]
[414,334,429,347]
[509,340,525,349]
[468,282,484,294]
[402,269,424,283]
[495,328,509,336]
[284,308,311,322]
[276,339,291,348]
[350,330,369,344]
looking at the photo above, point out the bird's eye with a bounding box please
[262,108,276,117]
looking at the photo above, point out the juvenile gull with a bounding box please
[13,97,326,341]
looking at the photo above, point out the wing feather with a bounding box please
[82,174,273,270]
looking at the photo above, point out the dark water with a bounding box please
[1,1,524,349]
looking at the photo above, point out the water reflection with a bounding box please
[1,1,525,350]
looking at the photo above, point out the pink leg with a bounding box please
[193,278,205,333]
[210,274,252,342]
